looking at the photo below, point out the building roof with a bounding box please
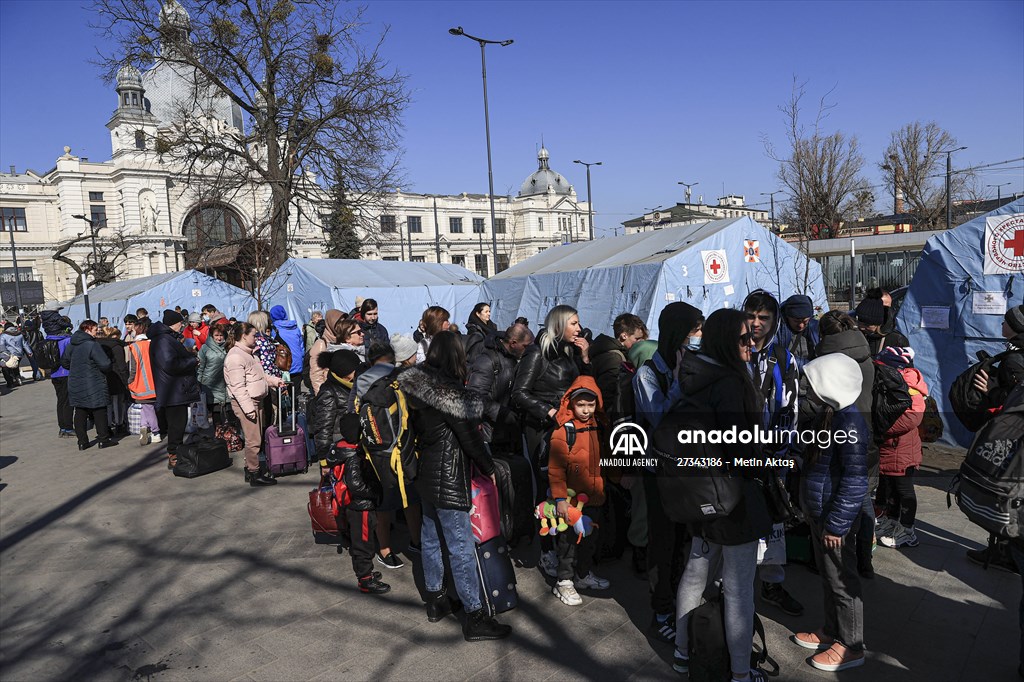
[622,203,718,228]
[518,147,573,197]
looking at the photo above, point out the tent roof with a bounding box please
[66,271,190,304]
[274,258,483,287]
[492,217,746,278]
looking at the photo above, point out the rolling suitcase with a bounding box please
[476,536,518,616]
[173,435,232,478]
[491,450,536,545]
[265,385,308,475]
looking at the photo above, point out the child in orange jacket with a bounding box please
[548,376,610,606]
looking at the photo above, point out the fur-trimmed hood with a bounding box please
[397,364,484,421]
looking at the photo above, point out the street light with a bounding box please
[5,216,24,316]
[449,26,513,273]
[931,146,967,230]
[573,160,601,241]
[760,191,783,233]
[72,214,102,319]
[678,181,699,207]
[988,182,1012,203]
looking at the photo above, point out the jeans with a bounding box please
[157,404,189,455]
[1010,542,1024,673]
[52,377,74,430]
[675,537,759,676]
[555,506,603,581]
[420,499,482,613]
[878,467,918,527]
[74,407,110,444]
[807,515,864,651]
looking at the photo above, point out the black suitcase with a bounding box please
[476,535,518,616]
[491,452,536,545]
[174,435,232,478]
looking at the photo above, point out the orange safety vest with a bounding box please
[128,339,156,401]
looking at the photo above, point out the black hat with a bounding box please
[329,349,361,378]
[162,309,185,326]
[1005,305,1024,335]
[855,298,885,327]
[568,386,598,402]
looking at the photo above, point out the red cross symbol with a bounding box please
[1005,230,1024,257]
[709,259,722,275]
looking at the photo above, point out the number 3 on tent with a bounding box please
[681,265,688,277]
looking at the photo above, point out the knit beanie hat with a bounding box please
[162,309,184,326]
[390,333,418,364]
[188,312,202,323]
[328,349,361,379]
[269,305,288,322]
[876,346,915,369]
[1005,305,1024,334]
[803,354,863,411]
[855,298,885,326]
[781,294,814,320]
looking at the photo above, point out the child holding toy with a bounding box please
[547,376,610,606]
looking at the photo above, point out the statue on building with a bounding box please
[140,190,159,233]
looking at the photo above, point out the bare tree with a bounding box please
[880,121,963,228]
[764,79,868,242]
[93,0,409,271]
[53,225,146,295]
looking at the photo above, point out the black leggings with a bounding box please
[877,467,918,528]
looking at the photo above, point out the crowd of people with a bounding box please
[3,286,1023,679]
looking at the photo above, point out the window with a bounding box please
[88,192,104,202]
[449,217,463,233]
[581,218,586,231]
[0,207,27,232]
[383,256,400,261]
[183,203,246,251]
[408,216,422,233]
[474,254,488,277]
[451,255,466,267]
[380,214,396,233]
[410,256,426,263]
[496,254,509,273]
[90,205,107,228]
[472,217,485,234]
[495,218,506,234]
[135,131,146,150]
[131,92,139,105]
[538,217,544,232]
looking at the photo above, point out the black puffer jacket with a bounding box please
[148,322,200,409]
[464,316,498,361]
[311,375,353,460]
[466,332,520,444]
[334,442,382,512]
[994,335,1024,408]
[654,352,772,546]
[590,334,629,423]
[512,330,590,427]
[400,364,494,511]
[97,337,129,396]
[62,331,111,409]
[359,320,390,350]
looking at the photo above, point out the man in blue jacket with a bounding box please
[150,310,200,468]
[270,305,304,383]
[776,294,820,368]
[42,312,75,437]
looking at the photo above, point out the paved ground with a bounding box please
[0,379,1019,681]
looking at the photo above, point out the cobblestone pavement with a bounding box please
[0,380,1018,681]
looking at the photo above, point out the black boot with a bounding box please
[248,468,278,486]
[462,608,511,642]
[97,438,119,449]
[426,588,460,622]
[358,573,391,594]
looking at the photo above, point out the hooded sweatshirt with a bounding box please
[776,294,820,367]
[633,303,703,428]
[270,305,304,375]
[547,376,607,506]
[742,289,799,436]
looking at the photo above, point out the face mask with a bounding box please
[686,336,702,352]
[202,315,210,323]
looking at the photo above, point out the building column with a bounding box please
[159,250,168,274]
[142,247,152,276]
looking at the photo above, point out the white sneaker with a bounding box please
[539,550,558,578]
[875,515,896,536]
[151,433,162,443]
[574,571,610,590]
[553,579,582,606]
[139,426,151,446]
[879,523,919,548]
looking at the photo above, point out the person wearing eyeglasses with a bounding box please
[332,319,367,365]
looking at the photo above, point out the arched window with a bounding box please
[183,204,245,251]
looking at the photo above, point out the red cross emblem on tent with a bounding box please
[701,249,730,284]
[985,214,1024,274]
[744,239,760,263]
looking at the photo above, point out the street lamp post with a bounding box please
[760,190,782,233]
[678,181,699,208]
[988,182,1012,203]
[644,206,662,233]
[5,216,24,316]
[449,26,513,273]
[573,160,601,241]
[72,214,102,319]
[933,146,967,230]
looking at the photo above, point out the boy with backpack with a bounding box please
[548,377,610,606]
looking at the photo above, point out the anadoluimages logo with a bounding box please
[609,423,648,457]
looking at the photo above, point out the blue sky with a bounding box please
[2,0,1022,237]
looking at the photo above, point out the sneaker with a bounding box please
[151,433,162,443]
[761,582,804,616]
[809,643,865,672]
[539,550,558,578]
[738,668,772,682]
[650,612,676,643]
[375,551,405,569]
[672,648,689,674]
[967,545,1020,574]
[139,426,151,446]
[792,630,835,651]
[874,515,897,536]
[553,579,583,606]
[358,573,391,594]
[574,571,610,590]
[879,523,919,548]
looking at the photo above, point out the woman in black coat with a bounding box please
[61,320,117,450]
[464,302,498,361]
[398,331,511,642]
[97,329,130,435]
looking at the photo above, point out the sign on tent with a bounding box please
[744,240,760,263]
[984,213,1024,274]
[701,250,730,284]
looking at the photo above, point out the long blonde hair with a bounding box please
[247,310,270,334]
[540,305,578,358]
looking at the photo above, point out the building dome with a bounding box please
[116,64,143,87]
[519,146,572,197]
[159,0,191,30]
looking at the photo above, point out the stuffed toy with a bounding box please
[535,489,596,543]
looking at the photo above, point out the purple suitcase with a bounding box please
[265,385,308,475]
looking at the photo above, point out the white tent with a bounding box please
[482,216,828,331]
[260,258,485,334]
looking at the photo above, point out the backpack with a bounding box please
[919,394,943,443]
[35,338,64,371]
[355,370,417,508]
[688,582,777,682]
[949,384,1024,539]
[273,333,293,372]
[950,350,1013,432]
[872,363,913,436]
